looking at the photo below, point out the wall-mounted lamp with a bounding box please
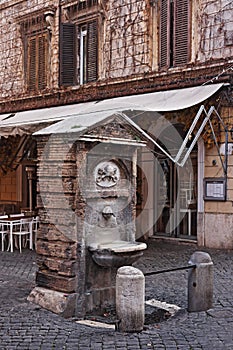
[212,159,217,166]
[44,10,55,31]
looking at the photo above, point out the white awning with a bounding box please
[86,83,224,113]
[0,113,11,122]
[0,83,225,137]
[0,101,97,127]
[0,101,97,137]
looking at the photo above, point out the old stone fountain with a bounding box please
[82,136,147,315]
[86,167,147,269]
[28,112,147,318]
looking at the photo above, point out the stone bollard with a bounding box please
[116,266,145,332]
[188,251,213,312]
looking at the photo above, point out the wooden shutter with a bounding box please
[160,0,168,68]
[38,34,47,90]
[87,20,98,82]
[28,37,37,91]
[27,33,47,91]
[174,0,189,65]
[60,23,76,86]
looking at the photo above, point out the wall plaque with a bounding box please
[95,161,120,188]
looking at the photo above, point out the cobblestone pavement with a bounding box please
[0,238,233,349]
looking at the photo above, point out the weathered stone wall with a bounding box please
[197,104,233,249]
[203,213,233,249]
[1,0,232,106]
[36,134,79,294]
[196,0,233,62]
[204,105,233,212]
[0,0,59,101]
[0,0,24,99]
[103,0,150,78]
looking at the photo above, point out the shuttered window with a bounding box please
[60,20,98,86]
[160,0,190,69]
[60,23,76,86]
[27,33,48,91]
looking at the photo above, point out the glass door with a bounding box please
[154,153,197,239]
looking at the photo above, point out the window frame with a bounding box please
[60,19,99,87]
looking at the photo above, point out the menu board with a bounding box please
[204,178,226,201]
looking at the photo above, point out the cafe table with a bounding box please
[0,215,34,253]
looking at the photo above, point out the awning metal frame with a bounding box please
[119,105,228,175]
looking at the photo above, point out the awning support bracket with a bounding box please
[119,105,228,178]
[175,105,206,163]
[179,105,228,177]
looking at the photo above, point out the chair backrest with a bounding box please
[0,219,8,231]
[0,215,8,219]
[33,216,40,229]
[20,218,32,232]
[9,213,25,218]
[20,218,32,224]
[0,216,9,230]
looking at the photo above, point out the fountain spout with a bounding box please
[102,206,115,221]
[88,206,147,268]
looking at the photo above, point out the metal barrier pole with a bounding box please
[144,264,196,276]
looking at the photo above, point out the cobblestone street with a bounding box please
[0,238,232,349]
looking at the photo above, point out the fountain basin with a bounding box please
[88,241,147,268]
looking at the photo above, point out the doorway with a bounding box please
[155,153,197,238]
[136,122,198,240]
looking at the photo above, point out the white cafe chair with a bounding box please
[11,218,32,253]
[0,215,9,252]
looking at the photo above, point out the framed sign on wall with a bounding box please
[203,178,226,201]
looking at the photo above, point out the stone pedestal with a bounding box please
[188,251,213,312]
[116,266,145,332]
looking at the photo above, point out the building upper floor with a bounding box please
[0,0,232,109]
